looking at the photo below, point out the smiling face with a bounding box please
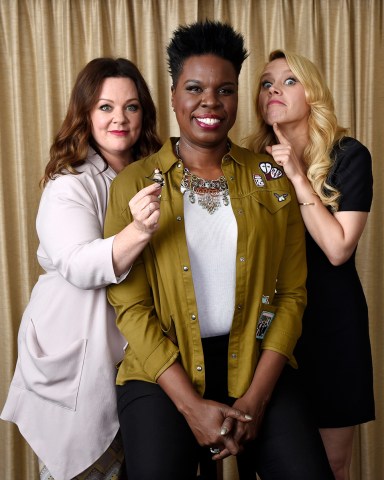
[258,58,310,131]
[171,54,238,149]
[90,77,143,171]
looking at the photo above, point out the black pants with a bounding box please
[116,335,334,480]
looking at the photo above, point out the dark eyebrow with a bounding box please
[183,79,237,87]
[96,97,140,103]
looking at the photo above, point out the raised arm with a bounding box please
[111,182,162,276]
[267,124,372,266]
[37,174,161,289]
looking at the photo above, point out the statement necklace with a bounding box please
[176,141,230,215]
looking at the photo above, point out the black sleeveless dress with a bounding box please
[294,137,375,428]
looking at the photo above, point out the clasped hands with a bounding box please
[184,396,263,461]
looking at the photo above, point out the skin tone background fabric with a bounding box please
[0,1,382,479]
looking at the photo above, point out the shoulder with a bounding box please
[332,137,371,168]
[230,142,270,165]
[335,136,370,153]
[330,137,373,210]
[43,156,111,202]
[110,140,172,192]
[110,155,158,192]
[330,136,372,184]
[75,149,114,181]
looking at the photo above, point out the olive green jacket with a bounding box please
[105,138,307,398]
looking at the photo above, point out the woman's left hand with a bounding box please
[211,396,265,460]
[181,396,253,458]
[212,350,288,460]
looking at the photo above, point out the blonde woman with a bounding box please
[248,49,375,480]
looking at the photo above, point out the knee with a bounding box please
[320,427,354,480]
[328,459,350,480]
[325,448,351,480]
[324,441,352,480]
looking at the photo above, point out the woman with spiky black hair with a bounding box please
[105,21,334,480]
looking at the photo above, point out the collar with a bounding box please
[86,147,117,180]
[156,137,245,174]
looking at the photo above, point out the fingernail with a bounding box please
[245,414,253,420]
[220,427,228,435]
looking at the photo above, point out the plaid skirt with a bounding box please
[39,431,126,480]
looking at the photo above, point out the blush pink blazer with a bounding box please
[1,149,127,480]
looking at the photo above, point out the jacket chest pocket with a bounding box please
[250,189,292,214]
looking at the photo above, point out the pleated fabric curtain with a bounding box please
[0,1,382,479]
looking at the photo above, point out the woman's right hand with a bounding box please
[129,183,162,235]
[111,182,162,277]
[182,396,252,457]
[266,122,306,183]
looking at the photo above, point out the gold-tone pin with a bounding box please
[146,168,165,187]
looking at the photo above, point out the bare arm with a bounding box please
[288,175,367,265]
[267,123,368,266]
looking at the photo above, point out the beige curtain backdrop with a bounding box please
[0,1,382,478]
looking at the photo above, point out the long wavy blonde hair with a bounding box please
[247,50,348,211]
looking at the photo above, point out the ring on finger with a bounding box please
[209,447,221,455]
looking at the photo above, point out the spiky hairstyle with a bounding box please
[167,20,248,85]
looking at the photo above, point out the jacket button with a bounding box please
[176,216,182,221]
[191,314,196,320]
[183,266,189,271]
[196,365,203,372]
[231,353,237,359]
[240,256,245,262]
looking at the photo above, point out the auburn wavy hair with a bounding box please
[247,49,348,211]
[41,57,161,187]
